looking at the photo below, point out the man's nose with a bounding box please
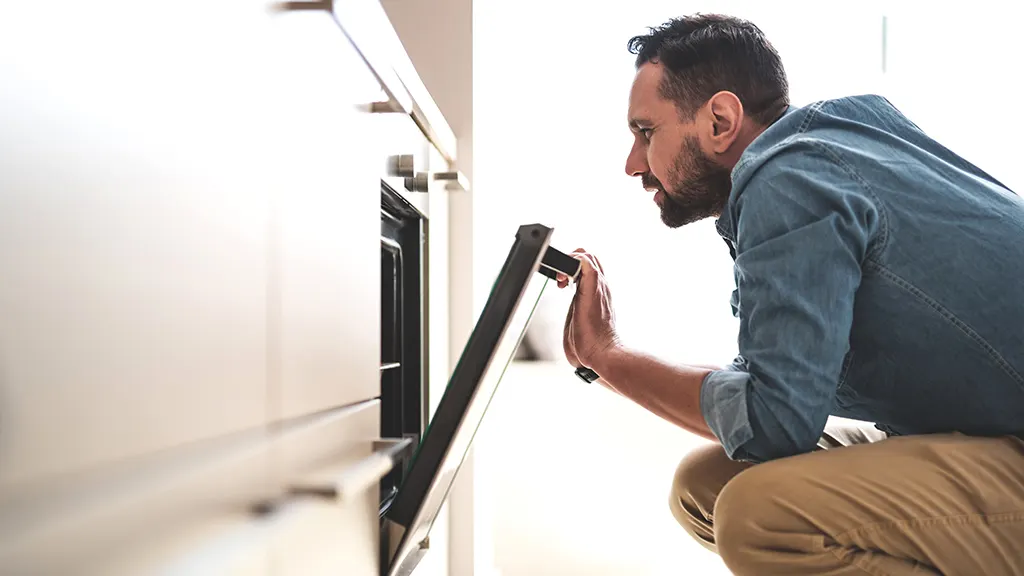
[625,142,648,177]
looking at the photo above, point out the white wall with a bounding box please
[880,3,1024,193]
[472,2,1022,575]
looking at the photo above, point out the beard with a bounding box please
[646,136,733,228]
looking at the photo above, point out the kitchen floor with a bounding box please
[476,361,733,576]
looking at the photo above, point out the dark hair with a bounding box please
[627,14,789,126]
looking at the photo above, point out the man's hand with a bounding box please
[556,248,718,443]
[557,248,621,371]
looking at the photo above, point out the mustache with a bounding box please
[641,173,664,191]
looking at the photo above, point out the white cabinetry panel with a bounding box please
[268,9,383,421]
[0,0,280,487]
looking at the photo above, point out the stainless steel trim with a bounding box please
[271,0,413,115]
[432,171,469,193]
[404,172,430,193]
[381,236,402,252]
[275,0,465,177]
[330,0,458,164]
[388,154,417,178]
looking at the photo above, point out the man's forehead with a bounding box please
[628,62,664,125]
[632,61,663,94]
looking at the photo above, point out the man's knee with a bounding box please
[714,459,809,574]
[669,444,730,515]
[668,443,751,551]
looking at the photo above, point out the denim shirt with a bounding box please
[701,94,1024,463]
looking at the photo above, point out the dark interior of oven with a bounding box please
[379,182,428,512]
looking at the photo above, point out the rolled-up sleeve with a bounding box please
[701,141,882,463]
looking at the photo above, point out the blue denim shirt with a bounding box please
[701,94,1024,463]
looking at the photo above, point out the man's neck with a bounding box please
[723,105,789,170]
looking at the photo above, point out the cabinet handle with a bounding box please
[433,171,470,193]
[388,154,417,178]
[404,172,430,193]
[403,170,470,193]
[288,437,415,502]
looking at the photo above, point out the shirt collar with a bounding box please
[713,104,795,246]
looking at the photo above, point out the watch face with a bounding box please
[575,366,600,383]
[384,223,554,576]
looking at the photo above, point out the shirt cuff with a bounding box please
[700,369,754,459]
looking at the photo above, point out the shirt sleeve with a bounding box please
[701,141,883,463]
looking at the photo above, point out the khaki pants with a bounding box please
[669,421,1024,575]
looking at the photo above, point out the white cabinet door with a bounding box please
[0,0,387,488]
[269,9,384,421]
[268,401,382,576]
[0,0,282,487]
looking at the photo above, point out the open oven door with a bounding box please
[379,223,582,576]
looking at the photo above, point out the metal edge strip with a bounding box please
[331,0,460,165]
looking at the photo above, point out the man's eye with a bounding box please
[641,128,653,139]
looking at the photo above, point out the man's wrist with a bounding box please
[588,342,626,377]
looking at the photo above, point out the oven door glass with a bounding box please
[383,223,557,576]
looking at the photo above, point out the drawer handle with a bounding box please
[433,170,470,193]
[288,437,415,502]
[403,170,470,193]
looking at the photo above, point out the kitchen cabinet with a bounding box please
[267,401,381,576]
[0,0,281,488]
[268,8,384,421]
[0,0,389,480]
[0,0,464,573]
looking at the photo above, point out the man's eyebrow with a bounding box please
[628,117,652,131]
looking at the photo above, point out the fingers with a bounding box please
[554,248,605,289]
[569,248,604,275]
[572,253,600,286]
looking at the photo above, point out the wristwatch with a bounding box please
[574,366,601,384]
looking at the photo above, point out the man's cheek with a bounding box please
[649,158,667,188]
[646,152,659,180]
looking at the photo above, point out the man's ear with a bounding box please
[706,91,744,154]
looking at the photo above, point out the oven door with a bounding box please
[381,223,578,576]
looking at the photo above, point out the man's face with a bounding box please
[625,63,733,228]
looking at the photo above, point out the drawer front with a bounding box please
[269,400,382,576]
[0,0,387,485]
[268,497,379,576]
[272,8,384,421]
[0,402,387,575]
[0,425,275,575]
[0,0,282,487]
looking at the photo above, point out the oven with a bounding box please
[379,175,428,508]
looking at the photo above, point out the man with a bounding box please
[557,13,1024,576]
